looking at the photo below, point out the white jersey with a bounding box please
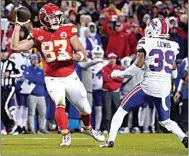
[91,60,108,90]
[9,53,31,71]
[137,37,179,97]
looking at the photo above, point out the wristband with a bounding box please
[76,51,84,61]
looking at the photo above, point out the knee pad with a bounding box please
[159,119,178,131]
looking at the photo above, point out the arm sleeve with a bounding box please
[79,59,99,69]
[103,17,114,36]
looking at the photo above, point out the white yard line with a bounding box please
[1,137,89,140]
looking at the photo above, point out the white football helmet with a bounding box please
[145,18,169,38]
[121,56,132,69]
[91,46,104,59]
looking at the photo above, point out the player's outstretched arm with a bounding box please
[70,35,88,62]
[11,23,35,51]
[111,52,145,78]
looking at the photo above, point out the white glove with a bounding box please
[15,16,30,26]
[58,50,72,61]
[111,70,123,79]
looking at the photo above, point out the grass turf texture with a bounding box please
[1,133,188,155]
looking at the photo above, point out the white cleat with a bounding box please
[1,130,7,135]
[60,133,71,146]
[81,127,105,142]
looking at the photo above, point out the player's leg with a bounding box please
[64,72,105,142]
[36,96,50,134]
[45,77,70,146]
[153,95,188,148]
[27,95,37,133]
[16,93,28,133]
[93,90,103,131]
[100,85,147,147]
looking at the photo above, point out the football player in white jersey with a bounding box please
[91,46,108,130]
[100,18,188,148]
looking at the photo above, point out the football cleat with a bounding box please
[81,127,105,142]
[182,137,188,148]
[60,133,71,146]
[99,141,114,148]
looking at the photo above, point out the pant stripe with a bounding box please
[5,87,15,119]
[121,86,141,107]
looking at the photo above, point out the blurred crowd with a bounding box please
[1,0,188,135]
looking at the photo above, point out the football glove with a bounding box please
[111,70,123,79]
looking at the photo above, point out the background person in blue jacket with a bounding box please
[25,54,50,134]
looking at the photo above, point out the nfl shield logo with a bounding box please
[38,36,44,40]
[60,32,67,38]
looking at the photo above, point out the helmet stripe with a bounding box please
[159,18,167,34]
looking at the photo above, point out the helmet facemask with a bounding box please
[44,12,63,30]
[91,46,104,59]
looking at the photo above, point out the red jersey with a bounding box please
[31,24,78,77]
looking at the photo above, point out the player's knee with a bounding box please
[159,119,178,131]
[82,105,92,115]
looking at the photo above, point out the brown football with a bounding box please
[16,6,31,22]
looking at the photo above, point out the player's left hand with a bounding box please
[174,92,181,103]
[58,50,72,61]
[111,70,123,79]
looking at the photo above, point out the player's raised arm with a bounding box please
[70,35,88,62]
[111,52,145,79]
[11,7,35,52]
[11,23,35,51]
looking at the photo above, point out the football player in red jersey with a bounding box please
[11,3,105,146]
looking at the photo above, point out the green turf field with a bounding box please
[1,133,188,155]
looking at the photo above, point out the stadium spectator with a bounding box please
[79,26,95,57]
[25,54,50,134]
[126,22,144,56]
[88,22,102,47]
[102,53,124,133]
[103,14,131,58]
[86,1,99,23]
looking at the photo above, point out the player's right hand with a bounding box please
[111,70,123,79]
[15,16,30,26]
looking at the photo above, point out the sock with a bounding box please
[138,107,145,127]
[95,106,102,130]
[159,119,186,141]
[80,114,91,128]
[55,107,68,135]
[108,107,128,142]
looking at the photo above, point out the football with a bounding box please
[15,6,31,23]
